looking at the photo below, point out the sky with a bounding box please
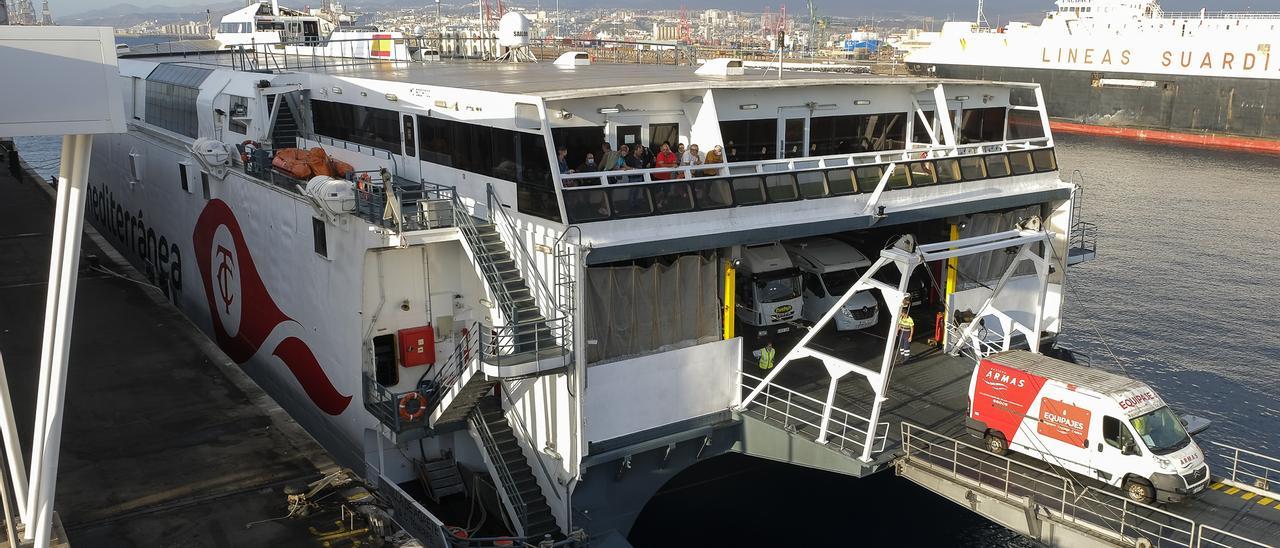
[54,0,1272,20]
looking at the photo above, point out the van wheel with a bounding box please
[984,432,1008,455]
[1124,477,1155,504]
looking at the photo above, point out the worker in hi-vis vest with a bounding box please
[758,341,776,370]
[896,298,915,361]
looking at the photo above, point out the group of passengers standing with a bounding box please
[558,141,725,185]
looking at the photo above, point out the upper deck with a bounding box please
[118,46,1068,262]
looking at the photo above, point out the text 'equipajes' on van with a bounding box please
[966,350,1209,504]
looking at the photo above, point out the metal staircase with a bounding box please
[419,451,466,503]
[1067,170,1097,266]
[470,397,561,541]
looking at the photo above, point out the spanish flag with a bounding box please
[372,34,392,58]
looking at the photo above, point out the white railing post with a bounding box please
[815,378,840,444]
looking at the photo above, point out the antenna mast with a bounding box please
[976,0,989,29]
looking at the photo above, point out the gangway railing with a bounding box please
[1208,441,1280,500]
[739,371,889,456]
[898,423,1275,548]
[944,321,1005,360]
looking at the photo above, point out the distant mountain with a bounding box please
[64,2,243,19]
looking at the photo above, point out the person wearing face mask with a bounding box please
[575,153,598,173]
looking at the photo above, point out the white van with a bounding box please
[784,238,879,331]
[967,350,1209,504]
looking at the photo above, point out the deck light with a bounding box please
[385,93,399,102]
[332,86,343,94]
[853,99,871,106]
[739,103,758,110]
[598,106,623,114]
[954,95,971,101]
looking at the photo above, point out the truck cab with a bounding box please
[784,238,880,331]
[736,242,804,338]
[968,351,1209,504]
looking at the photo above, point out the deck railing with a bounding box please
[1208,441,1280,500]
[739,371,889,456]
[900,422,1196,547]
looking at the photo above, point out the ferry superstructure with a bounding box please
[907,0,1280,151]
[83,3,1280,546]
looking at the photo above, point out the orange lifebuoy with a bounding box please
[398,391,427,422]
[357,172,372,192]
[240,140,260,163]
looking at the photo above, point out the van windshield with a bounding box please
[1131,406,1191,455]
[821,268,863,295]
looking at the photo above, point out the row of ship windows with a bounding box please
[562,149,1058,223]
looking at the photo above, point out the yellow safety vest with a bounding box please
[899,315,915,330]
[760,346,776,370]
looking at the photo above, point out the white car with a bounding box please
[784,238,879,331]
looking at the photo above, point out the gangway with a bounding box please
[895,422,1280,548]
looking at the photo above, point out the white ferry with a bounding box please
[907,0,1280,152]
[95,2,1280,547]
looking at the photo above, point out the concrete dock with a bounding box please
[0,152,340,545]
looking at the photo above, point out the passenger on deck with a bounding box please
[676,143,687,161]
[600,142,621,173]
[703,144,724,176]
[625,145,646,182]
[654,143,678,180]
[682,144,703,167]
[638,144,655,169]
[557,146,571,174]
[575,153,598,174]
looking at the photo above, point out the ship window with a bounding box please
[960,107,1006,144]
[692,178,733,209]
[886,164,911,190]
[310,100,400,154]
[854,166,883,190]
[731,176,766,205]
[515,132,560,222]
[178,163,190,192]
[935,159,963,183]
[985,155,1011,178]
[551,126,606,172]
[764,173,799,202]
[608,186,653,218]
[826,168,857,195]
[719,119,777,162]
[1008,151,1035,175]
[219,22,251,33]
[652,182,694,214]
[796,170,827,198]
[200,171,210,200]
[1031,149,1057,172]
[909,162,938,186]
[912,110,937,144]
[1007,109,1046,140]
[563,189,611,223]
[228,95,249,134]
[417,115,453,166]
[958,156,987,180]
[1009,88,1038,107]
[402,115,416,157]
[312,218,327,257]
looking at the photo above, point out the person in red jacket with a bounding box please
[654,142,679,180]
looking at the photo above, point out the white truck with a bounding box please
[967,350,1209,504]
[784,238,879,331]
[736,242,804,338]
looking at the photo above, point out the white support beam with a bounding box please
[932,84,957,147]
[26,134,94,547]
[860,162,897,216]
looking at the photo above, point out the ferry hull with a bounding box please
[911,62,1280,153]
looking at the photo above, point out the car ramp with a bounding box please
[895,422,1280,548]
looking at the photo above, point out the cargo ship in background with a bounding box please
[907,0,1280,153]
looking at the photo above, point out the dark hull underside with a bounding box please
[911,63,1280,141]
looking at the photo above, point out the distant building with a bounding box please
[652,23,679,41]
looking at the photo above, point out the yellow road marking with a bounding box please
[1225,487,1241,495]
[1258,497,1274,505]
[1210,482,1225,490]
[1274,501,1280,510]
[1241,492,1257,500]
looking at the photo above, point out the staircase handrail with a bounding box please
[419,322,482,414]
[500,386,565,503]
[485,185,561,319]
[445,188,519,322]
[469,412,531,534]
